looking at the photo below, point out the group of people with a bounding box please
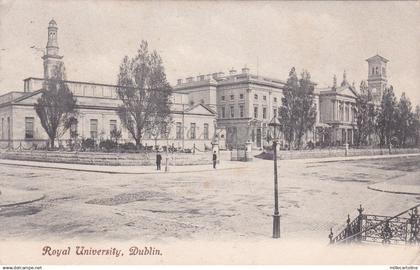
[155,151,218,171]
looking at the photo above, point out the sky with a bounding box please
[0,0,419,106]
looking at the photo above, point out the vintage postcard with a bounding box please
[0,0,419,267]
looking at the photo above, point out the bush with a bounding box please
[82,138,95,150]
[263,145,273,151]
[120,142,137,151]
[99,139,117,152]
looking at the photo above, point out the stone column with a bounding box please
[245,140,252,161]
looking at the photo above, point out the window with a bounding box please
[345,105,350,122]
[254,106,258,118]
[230,106,235,118]
[25,117,34,139]
[239,105,244,118]
[109,120,117,136]
[221,95,225,101]
[273,108,277,118]
[190,123,196,139]
[90,119,98,139]
[7,117,10,140]
[230,95,234,100]
[221,107,226,118]
[254,94,258,100]
[176,122,182,139]
[263,95,267,101]
[204,123,209,140]
[263,107,267,119]
[240,93,244,99]
[274,97,277,103]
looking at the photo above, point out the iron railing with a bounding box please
[329,204,420,245]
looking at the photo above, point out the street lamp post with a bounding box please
[268,116,281,239]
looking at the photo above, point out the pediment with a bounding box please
[185,104,216,115]
[337,86,358,98]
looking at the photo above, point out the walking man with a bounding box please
[156,151,162,171]
[212,151,217,169]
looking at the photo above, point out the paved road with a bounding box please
[0,155,419,242]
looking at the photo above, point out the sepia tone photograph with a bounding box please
[0,0,419,267]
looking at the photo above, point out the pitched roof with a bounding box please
[366,54,389,63]
[318,84,359,98]
[184,103,216,115]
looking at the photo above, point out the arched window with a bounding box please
[375,67,379,75]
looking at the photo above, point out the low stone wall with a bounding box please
[0,150,213,166]
[276,147,420,160]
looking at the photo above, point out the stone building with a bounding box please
[317,72,358,145]
[0,19,392,151]
[0,20,216,151]
[175,53,390,149]
[174,68,289,149]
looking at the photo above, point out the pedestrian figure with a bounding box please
[212,151,217,169]
[156,151,162,171]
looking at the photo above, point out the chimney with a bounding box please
[242,67,250,74]
[229,68,237,75]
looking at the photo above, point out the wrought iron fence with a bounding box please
[329,204,420,245]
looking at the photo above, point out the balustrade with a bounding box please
[329,204,420,245]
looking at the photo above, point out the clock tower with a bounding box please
[366,54,388,104]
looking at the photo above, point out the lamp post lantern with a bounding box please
[268,116,281,238]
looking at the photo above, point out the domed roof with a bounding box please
[49,19,57,26]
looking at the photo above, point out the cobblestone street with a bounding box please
[0,155,419,243]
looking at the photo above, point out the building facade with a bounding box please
[0,19,392,151]
[317,72,358,146]
[0,20,217,151]
[175,54,389,149]
[174,68,288,149]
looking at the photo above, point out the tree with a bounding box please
[116,41,172,148]
[110,128,122,144]
[353,81,376,146]
[376,86,398,150]
[34,64,77,149]
[395,92,414,147]
[279,68,317,149]
[149,118,172,149]
[414,105,420,147]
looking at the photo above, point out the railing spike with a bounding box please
[358,204,364,215]
[329,228,334,244]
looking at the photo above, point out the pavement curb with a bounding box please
[367,186,420,196]
[0,195,46,208]
[0,160,246,175]
[303,153,420,164]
